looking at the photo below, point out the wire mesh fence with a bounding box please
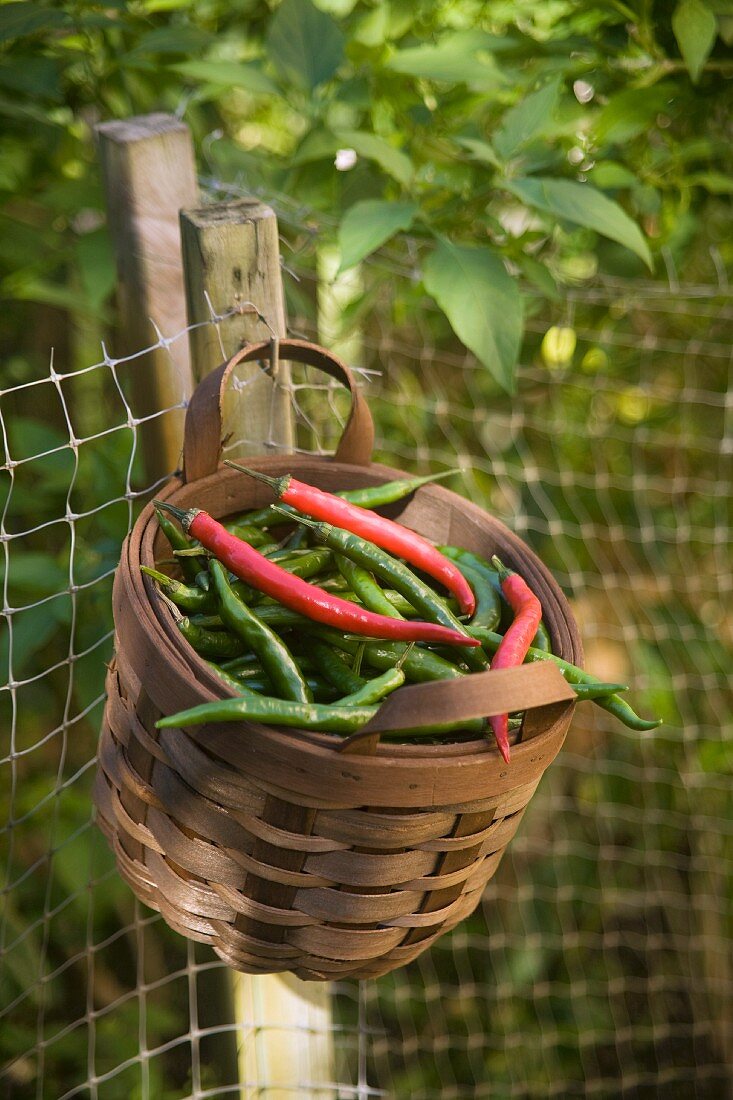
[1,197,732,1099]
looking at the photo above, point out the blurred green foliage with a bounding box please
[1,0,733,388]
[1,1,732,1097]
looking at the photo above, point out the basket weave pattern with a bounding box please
[94,342,581,981]
[95,658,542,979]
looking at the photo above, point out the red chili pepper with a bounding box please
[153,501,480,649]
[225,463,476,617]
[487,556,543,764]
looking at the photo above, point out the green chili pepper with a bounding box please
[267,547,334,579]
[255,605,317,630]
[155,692,485,737]
[378,716,487,740]
[306,638,367,695]
[185,603,310,634]
[226,503,286,529]
[318,574,352,593]
[230,668,340,702]
[277,521,310,552]
[338,470,457,507]
[206,661,252,695]
[141,566,217,613]
[221,651,318,675]
[308,628,466,684]
[210,559,312,704]
[178,617,247,659]
[220,652,263,673]
[593,693,662,731]
[157,694,378,733]
[332,667,406,707]
[188,613,227,629]
[223,521,274,547]
[469,626,661,731]
[383,590,426,615]
[438,546,504,596]
[335,554,403,619]
[154,506,206,582]
[531,620,553,653]
[438,556,501,631]
[330,585,458,618]
[570,681,630,700]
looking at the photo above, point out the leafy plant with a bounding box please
[1,0,732,392]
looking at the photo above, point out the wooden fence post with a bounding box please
[96,114,198,482]
[179,199,295,455]
[179,198,334,1100]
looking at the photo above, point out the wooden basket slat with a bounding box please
[210,882,317,927]
[146,851,238,921]
[292,886,419,924]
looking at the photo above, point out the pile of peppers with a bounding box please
[148,466,661,760]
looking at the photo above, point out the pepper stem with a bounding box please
[153,499,199,532]
[490,555,512,581]
[223,461,290,497]
[271,506,332,547]
[140,565,174,585]
[273,506,317,529]
[395,642,415,671]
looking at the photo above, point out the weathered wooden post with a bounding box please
[179,199,295,456]
[96,114,198,481]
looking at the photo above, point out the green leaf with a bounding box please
[0,88,60,126]
[517,256,561,302]
[589,162,639,190]
[266,0,345,91]
[0,552,68,597]
[334,130,414,187]
[291,127,340,166]
[127,26,211,56]
[672,0,717,83]
[593,85,675,146]
[455,137,502,169]
[493,78,561,160]
[0,57,62,102]
[4,275,110,318]
[171,60,279,96]
[313,0,358,13]
[1,601,69,681]
[139,0,197,10]
[337,200,418,274]
[75,230,116,312]
[386,30,505,89]
[352,3,391,47]
[423,238,523,394]
[689,171,733,193]
[507,177,653,270]
[0,3,69,43]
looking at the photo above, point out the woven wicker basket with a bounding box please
[94,340,582,981]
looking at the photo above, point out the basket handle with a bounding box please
[182,338,375,482]
[337,661,576,754]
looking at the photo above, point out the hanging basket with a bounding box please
[94,340,582,982]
